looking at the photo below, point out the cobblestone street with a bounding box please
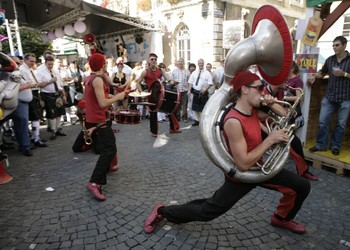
[0,119,349,249]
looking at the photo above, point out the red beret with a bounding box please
[89,53,106,71]
[230,72,260,92]
[77,100,86,109]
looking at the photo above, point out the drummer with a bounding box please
[136,53,182,137]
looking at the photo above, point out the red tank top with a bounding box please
[223,108,262,155]
[145,68,162,90]
[84,74,110,123]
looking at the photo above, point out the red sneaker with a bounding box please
[144,204,164,234]
[271,214,306,234]
[169,129,182,134]
[301,171,318,181]
[87,182,106,201]
[109,165,119,172]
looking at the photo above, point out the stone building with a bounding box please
[132,0,306,67]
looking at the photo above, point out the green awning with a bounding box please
[307,0,338,7]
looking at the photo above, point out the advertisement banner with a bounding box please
[295,54,319,73]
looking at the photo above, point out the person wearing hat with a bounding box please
[136,53,181,137]
[85,53,127,201]
[143,71,310,234]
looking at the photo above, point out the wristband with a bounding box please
[344,72,348,78]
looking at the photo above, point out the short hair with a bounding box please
[24,53,36,59]
[188,63,196,70]
[149,53,158,58]
[45,55,54,63]
[333,36,347,45]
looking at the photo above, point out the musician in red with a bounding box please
[85,53,126,201]
[143,72,310,234]
[136,53,181,137]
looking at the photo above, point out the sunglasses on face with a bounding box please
[248,84,264,92]
[150,58,157,61]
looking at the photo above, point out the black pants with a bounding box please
[161,169,310,223]
[150,111,179,134]
[89,123,117,185]
[72,130,102,154]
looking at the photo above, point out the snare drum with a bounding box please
[148,81,180,114]
[114,110,141,124]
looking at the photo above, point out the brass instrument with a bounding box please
[82,115,92,145]
[258,87,304,175]
[199,5,294,183]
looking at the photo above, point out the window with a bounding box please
[177,26,191,64]
[343,16,350,38]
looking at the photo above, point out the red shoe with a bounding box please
[144,204,164,234]
[87,182,106,201]
[271,214,306,234]
[109,165,119,172]
[301,171,318,181]
[169,129,182,134]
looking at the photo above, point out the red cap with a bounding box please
[229,72,260,92]
[89,53,106,71]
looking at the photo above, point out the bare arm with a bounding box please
[224,118,289,172]
[92,77,125,109]
[136,70,147,92]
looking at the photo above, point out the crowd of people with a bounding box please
[1,34,349,237]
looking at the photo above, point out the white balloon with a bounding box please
[41,34,49,42]
[64,24,75,36]
[54,28,65,38]
[74,21,86,33]
[47,32,56,40]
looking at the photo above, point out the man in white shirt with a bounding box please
[10,56,35,156]
[171,58,190,122]
[36,56,67,140]
[188,59,213,126]
[19,53,48,148]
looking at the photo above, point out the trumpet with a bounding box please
[258,87,304,175]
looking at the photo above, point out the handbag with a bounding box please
[55,96,64,108]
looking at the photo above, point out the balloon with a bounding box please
[41,34,49,42]
[47,32,56,40]
[54,28,64,38]
[64,24,75,36]
[74,21,86,33]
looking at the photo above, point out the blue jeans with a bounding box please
[12,101,31,152]
[315,97,350,150]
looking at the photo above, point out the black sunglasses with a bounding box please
[248,84,264,92]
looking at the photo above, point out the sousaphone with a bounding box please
[199,5,293,183]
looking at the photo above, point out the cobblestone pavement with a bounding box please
[0,118,349,250]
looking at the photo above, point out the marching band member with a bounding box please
[143,72,310,234]
[85,53,126,201]
[136,53,181,137]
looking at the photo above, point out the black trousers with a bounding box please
[161,169,310,224]
[89,123,117,185]
[150,111,179,134]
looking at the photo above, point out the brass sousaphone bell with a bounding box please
[199,5,293,183]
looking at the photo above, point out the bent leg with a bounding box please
[162,177,255,224]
